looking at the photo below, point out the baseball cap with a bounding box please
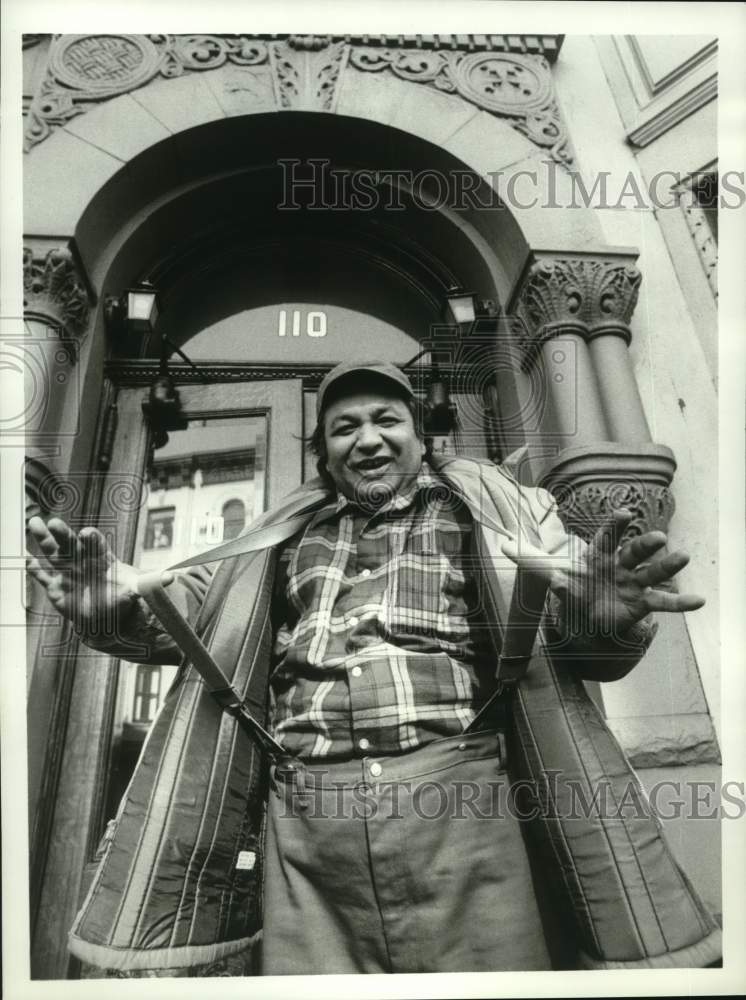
[316,361,414,417]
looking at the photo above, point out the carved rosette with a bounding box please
[539,444,677,541]
[25,34,160,147]
[512,255,642,367]
[23,246,90,339]
[349,48,572,164]
[25,35,568,161]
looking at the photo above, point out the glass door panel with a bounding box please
[135,413,267,572]
[102,381,302,824]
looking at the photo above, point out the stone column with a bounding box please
[511,250,719,783]
[22,244,91,521]
[511,250,676,540]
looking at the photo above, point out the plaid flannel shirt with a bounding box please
[269,464,499,759]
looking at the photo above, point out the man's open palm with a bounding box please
[503,509,705,638]
[26,516,140,637]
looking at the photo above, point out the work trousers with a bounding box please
[260,728,552,974]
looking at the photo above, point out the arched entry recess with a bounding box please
[25,104,699,979]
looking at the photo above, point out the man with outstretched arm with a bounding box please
[28,361,717,974]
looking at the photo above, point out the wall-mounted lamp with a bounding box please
[443,286,478,330]
[105,279,203,448]
[105,280,160,336]
[105,278,203,380]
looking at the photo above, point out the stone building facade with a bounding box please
[20,33,720,978]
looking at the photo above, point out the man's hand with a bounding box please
[575,509,705,635]
[26,516,141,641]
[502,508,705,639]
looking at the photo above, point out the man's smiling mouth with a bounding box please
[354,457,392,472]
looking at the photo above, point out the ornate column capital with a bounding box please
[511,251,642,366]
[23,246,91,339]
[539,443,676,541]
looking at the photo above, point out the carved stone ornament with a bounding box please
[23,246,90,338]
[48,34,163,95]
[513,255,642,365]
[24,35,267,148]
[348,48,572,164]
[269,40,349,111]
[25,34,567,160]
[287,35,333,52]
[539,443,677,542]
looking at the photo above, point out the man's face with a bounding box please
[322,389,425,504]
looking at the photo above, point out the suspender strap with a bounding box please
[432,458,552,688]
[167,513,316,570]
[136,569,291,762]
[496,558,551,687]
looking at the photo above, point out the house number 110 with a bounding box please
[278,309,327,337]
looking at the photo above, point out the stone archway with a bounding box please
[24,33,661,522]
[23,33,716,980]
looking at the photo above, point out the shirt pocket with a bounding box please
[385,529,448,636]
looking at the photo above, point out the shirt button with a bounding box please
[369,762,383,777]
[351,666,363,677]
[349,616,359,627]
[360,568,371,578]
[358,738,370,750]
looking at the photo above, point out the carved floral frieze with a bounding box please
[25,34,570,163]
[349,47,571,164]
[539,445,677,541]
[23,246,90,338]
[553,479,676,542]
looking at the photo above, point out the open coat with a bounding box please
[69,456,721,973]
